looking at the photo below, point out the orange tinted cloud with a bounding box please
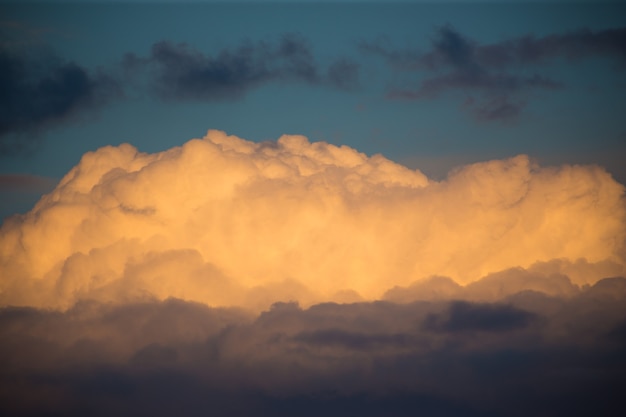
[0,130,624,309]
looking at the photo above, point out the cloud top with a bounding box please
[0,130,624,310]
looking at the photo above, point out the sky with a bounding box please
[1,1,626,416]
[1,1,626,219]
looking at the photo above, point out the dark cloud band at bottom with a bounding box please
[1,278,625,417]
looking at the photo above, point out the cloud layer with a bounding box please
[1,284,626,417]
[0,130,624,310]
[362,25,626,120]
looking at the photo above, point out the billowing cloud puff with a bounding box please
[1,130,625,416]
[0,130,624,310]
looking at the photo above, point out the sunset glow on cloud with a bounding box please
[2,2,626,416]
[1,130,624,311]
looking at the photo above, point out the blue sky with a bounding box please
[1,1,626,220]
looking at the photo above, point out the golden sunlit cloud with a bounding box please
[0,130,624,310]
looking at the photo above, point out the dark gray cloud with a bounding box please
[0,46,121,154]
[124,34,360,101]
[419,26,626,72]
[423,301,537,333]
[1,33,358,156]
[474,27,626,68]
[1,277,626,416]
[363,25,626,121]
[293,328,414,350]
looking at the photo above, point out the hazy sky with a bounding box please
[1,1,625,416]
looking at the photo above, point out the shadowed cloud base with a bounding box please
[1,284,626,417]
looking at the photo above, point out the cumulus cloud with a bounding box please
[362,25,626,120]
[0,44,120,154]
[123,34,360,101]
[0,131,625,415]
[0,130,624,311]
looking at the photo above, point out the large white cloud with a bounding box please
[0,130,624,310]
[0,131,625,415]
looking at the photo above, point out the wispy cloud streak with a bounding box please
[0,45,120,154]
[362,26,626,121]
[124,34,359,101]
[0,33,359,155]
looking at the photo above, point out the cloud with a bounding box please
[384,264,583,304]
[1,280,626,416]
[0,130,623,311]
[0,33,357,156]
[0,45,121,154]
[423,301,537,333]
[417,26,626,72]
[473,27,626,68]
[124,34,360,101]
[293,328,414,351]
[363,25,626,120]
